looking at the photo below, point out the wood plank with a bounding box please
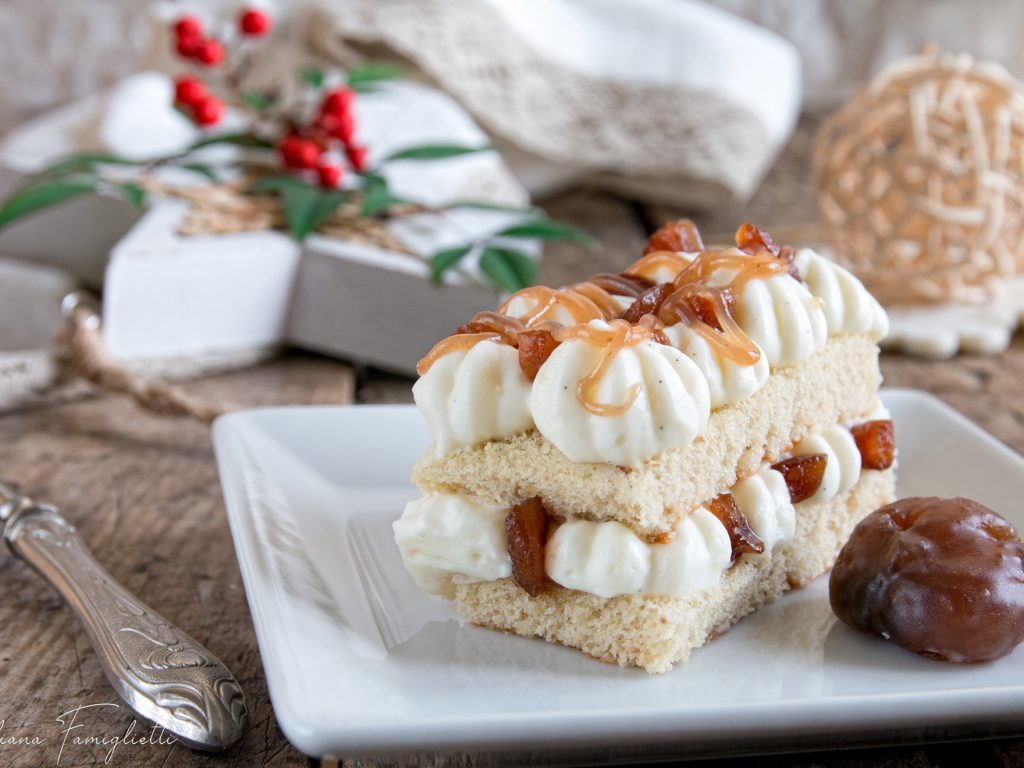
[0,355,353,768]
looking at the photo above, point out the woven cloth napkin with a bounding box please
[302,0,801,208]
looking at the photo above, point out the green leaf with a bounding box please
[281,185,347,240]
[57,152,142,166]
[249,175,313,193]
[359,174,410,216]
[346,62,405,91]
[0,176,98,229]
[445,200,536,214]
[118,182,147,209]
[187,132,274,151]
[243,90,271,112]
[496,217,594,244]
[179,162,218,181]
[36,152,142,178]
[429,245,472,282]
[384,144,494,162]
[479,246,537,292]
[300,66,325,88]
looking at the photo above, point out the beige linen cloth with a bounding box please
[301,0,802,208]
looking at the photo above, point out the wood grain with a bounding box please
[0,354,352,768]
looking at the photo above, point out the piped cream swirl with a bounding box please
[794,248,889,340]
[413,340,533,456]
[531,322,711,465]
[735,275,828,367]
[663,323,770,408]
[791,424,862,504]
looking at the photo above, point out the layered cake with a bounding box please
[394,220,896,673]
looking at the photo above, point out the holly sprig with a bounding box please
[0,5,593,294]
[427,213,594,292]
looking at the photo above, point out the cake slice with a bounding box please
[394,220,896,673]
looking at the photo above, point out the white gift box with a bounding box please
[0,73,537,379]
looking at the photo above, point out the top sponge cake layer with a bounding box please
[413,334,881,538]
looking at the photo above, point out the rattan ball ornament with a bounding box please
[815,49,1024,305]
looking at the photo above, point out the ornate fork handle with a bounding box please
[3,496,247,751]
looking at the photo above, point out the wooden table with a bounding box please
[3,142,1024,767]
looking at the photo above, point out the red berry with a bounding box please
[192,96,224,127]
[279,137,321,169]
[175,34,201,58]
[321,88,354,117]
[195,39,224,67]
[317,163,343,188]
[174,76,206,106]
[317,112,356,143]
[346,143,369,172]
[174,15,202,40]
[239,8,272,36]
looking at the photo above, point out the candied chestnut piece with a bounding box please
[681,290,736,331]
[620,283,672,323]
[505,497,550,597]
[518,329,560,381]
[708,492,765,561]
[644,219,704,254]
[851,420,896,470]
[735,221,781,257]
[771,453,828,503]
[830,497,1024,663]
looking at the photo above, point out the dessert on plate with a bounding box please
[394,220,896,673]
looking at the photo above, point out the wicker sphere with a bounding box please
[815,50,1024,305]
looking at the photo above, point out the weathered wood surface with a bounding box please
[2,118,1024,766]
[0,356,353,768]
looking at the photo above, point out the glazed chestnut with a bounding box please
[830,497,1024,662]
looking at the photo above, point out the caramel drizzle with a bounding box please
[415,332,502,375]
[624,250,694,281]
[418,223,799,423]
[553,320,664,417]
[657,249,788,365]
[497,285,617,326]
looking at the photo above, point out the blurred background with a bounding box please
[2,0,1023,404]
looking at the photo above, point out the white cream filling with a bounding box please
[412,340,533,456]
[662,324,770,409]
[530,325,711,465]
[791,425,862,504]
[395,421,894,599]
[415,249,887,465]
[794,248,889,340]
[735,274,828,368]
[547,508,732,599]
[393,494,512,593]
[731,465,795,557]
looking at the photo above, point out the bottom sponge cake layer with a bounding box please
[452,467,895,673]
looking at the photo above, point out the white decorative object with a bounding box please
[305,0,801,208]
[882,276,1024,358]
[0,73,537,388]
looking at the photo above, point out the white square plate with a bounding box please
[212,390,1024,760]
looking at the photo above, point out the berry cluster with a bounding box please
[278,87,369,188]
[171,8,270,126]
[170,7,367,187]
[174,76,222,126]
